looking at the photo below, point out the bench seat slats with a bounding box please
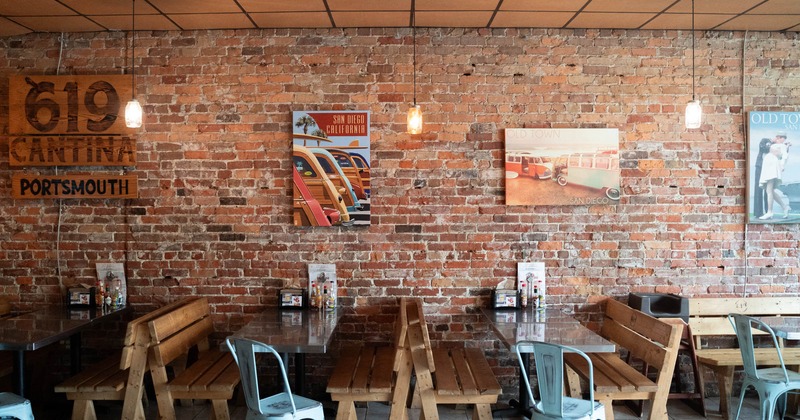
[55,354,123,392]
[370,346,396,393]
[327,346,362,393]
[465,348,502,395]
[327,298,413,420]
[695,345,800,366]
[432,348,462,395]
[351,346,378,393]
[169,350,235,391]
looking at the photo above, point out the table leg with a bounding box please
[12,350,25,398]
[70,332,82,375]
[295,353,306,395]
[494,352,532,417]
[519,352,530,410]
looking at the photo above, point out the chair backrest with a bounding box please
[728,313,790,383]
[226,337,297,415]
[515,341,595,418]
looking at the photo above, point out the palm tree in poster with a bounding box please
[294,115,316,134]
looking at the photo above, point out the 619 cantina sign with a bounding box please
[8,75,137,199]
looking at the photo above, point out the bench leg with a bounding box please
[565,364,582,398]
[210,399,230,420]
[71,400,97,420]
[600,398,614,420]
[389,350,413,420]
[711,365,735,420]
[471,404,492,420]
[334,401,357,420]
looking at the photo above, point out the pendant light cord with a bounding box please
[688,0,695,101]
[131,0,136,100]
[412,9,417,106]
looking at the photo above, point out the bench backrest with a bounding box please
[688,297,800,347]
[405,298,436,372]
[120,296,200,420]
[120,296,201,369]
[601,299,683,372]
[148,297,214,368]
[392,297,410,372]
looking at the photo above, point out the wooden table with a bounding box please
[0,305,131,397]
[481,307,616,415]
[228,307,343,394]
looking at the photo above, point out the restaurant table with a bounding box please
[228,307,343,395]
[755,316,800,340]
[481,306,616,416]
[0,304,131,398]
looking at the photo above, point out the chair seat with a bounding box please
[532,399,606,420]
[0,392,34,420]
[756,367,800,383]
[253,392,323,420]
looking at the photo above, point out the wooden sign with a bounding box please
[12,174,138,199]
[8,136,136,167]
[9,75,133,135]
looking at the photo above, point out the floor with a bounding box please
[71,395,787,420]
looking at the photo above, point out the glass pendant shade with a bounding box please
[685,100,702,129]
[407,104,422,134]
[125,98,143,128]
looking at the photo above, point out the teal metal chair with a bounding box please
[515,340,605,420]
[225,337,324,420]
[0,392,34,420]
[728,313,800,420]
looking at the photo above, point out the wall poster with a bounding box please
[747,111,799,224]
[292,111,370,227]
[505,128,620,206]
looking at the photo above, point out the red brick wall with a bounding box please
[1,28,799,394]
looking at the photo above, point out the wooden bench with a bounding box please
[405,298,501,420]
[688,296,800,419]
[147,297,240,420]
[54,297,199,420]
[327,297,413,420]
[563,298,683,420]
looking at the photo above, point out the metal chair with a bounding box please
[226,337,324,420]
[0,392,34,420]
[515,340,605,420]
[728,313,800,420]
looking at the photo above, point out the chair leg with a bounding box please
[734,386,748,420]
[776,393,787,420]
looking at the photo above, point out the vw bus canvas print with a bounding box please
[505,128,620,206]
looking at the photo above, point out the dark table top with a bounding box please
[755,316,800,340]
[0,305,131,351]
[481,306,616,353]
[229,307,344,353]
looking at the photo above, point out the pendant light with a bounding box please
[125,0,143,128]
[406,6,422,134]
[685,0,701,129]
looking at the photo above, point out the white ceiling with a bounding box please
[1,0,799,37]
